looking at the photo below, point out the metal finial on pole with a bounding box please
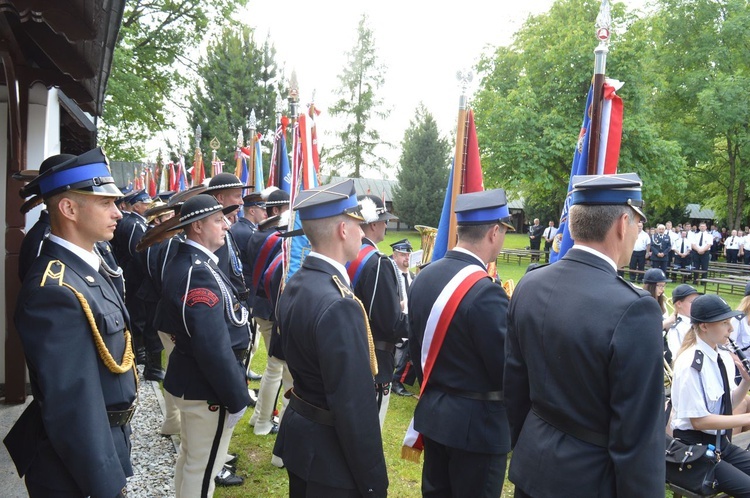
[456,70,474,110]
[247,109,257,147]
[586,0,611,175]
[195,125,201,150]
[276,96,283,127]
[288,69,300,122]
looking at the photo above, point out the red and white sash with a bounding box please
[401,265,489,462]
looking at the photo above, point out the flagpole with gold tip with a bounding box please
[586,0,612,175]
[447,70,473,251]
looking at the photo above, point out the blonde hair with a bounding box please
[675,324,700,361]
[738,295,750,316]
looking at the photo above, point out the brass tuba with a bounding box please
[415,225,438,266]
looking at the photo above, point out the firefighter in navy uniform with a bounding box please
[5,148,137,497]
[158,194,251,498]
[389,239,417,397]
[350,194,408,427]
[274,179,388,498]
[505,174,665,497]
[113,188,154,365]
[406,189,514,498]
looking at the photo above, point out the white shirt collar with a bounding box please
[48,234,100,271]
[308,251,351,286]
[696,336,719,362]
[132,211,147,223]
[452,246,487,269]
[184,238,219,265]
[570,245,618,271]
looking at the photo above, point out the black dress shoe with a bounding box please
[215,467,243,487]
[269,423,279,435]
[392,382,414,397]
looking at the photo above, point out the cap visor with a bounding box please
[77,183,124,197]
[632,205,647,223]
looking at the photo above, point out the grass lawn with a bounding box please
[216,230,729,497]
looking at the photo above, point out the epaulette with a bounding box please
[40,260,65,287]
[691,349,704,372]
[332,274,354,299]
[616,275,649,296]
[525,262,548,273]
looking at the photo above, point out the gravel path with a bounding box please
[127,366,177,497]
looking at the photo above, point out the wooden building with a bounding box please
[1,0,126,402]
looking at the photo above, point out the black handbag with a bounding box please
[665,434,719,494]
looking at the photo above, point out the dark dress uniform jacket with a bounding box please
[353,238,409,383]
[245,226,283,320]
[8,240,137,497]
[274,255,388,497]
[650,232,672,263]
[160,243,251,414]
[504,248,665,497]
[215,229,248,302]
[407,250,511,455]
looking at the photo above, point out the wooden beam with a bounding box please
[24,22,94,80]
[22,66,93,104]
[1,46,29,403]
[15,0,94,42]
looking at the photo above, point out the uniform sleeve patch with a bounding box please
[183,288,219,307]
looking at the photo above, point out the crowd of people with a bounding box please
[7,148,750,498]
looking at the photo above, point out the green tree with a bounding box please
[328,14,390,178]
[393,105,451,228]
[188,26,284,173]
[472,0,684,217]
[100,0,247,161]
[650,0,750,229]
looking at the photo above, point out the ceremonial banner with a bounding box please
[268,120,291,193]
[284,112,320,283]
[254,136,264,192]
[551,79,623,263]
[432,110,485,262]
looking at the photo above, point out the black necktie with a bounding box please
[681,240,685,253]
[717,354,733,440]
[700,233,704,246]
[402,273,410,293]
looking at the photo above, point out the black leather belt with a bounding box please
[107,405,136,427]
[532,403,607,448]
[373,341,396,354]
[287,390,334,426]
[431,383,503,401]
[233,348,249,364]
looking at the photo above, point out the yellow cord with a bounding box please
[41,260,137,378]
[332,275,378,377]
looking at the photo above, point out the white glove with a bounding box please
[227,407,247,428]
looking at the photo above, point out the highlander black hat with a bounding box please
[205,173,252,193]
[690,294,744,324]
[166,194,239,232]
